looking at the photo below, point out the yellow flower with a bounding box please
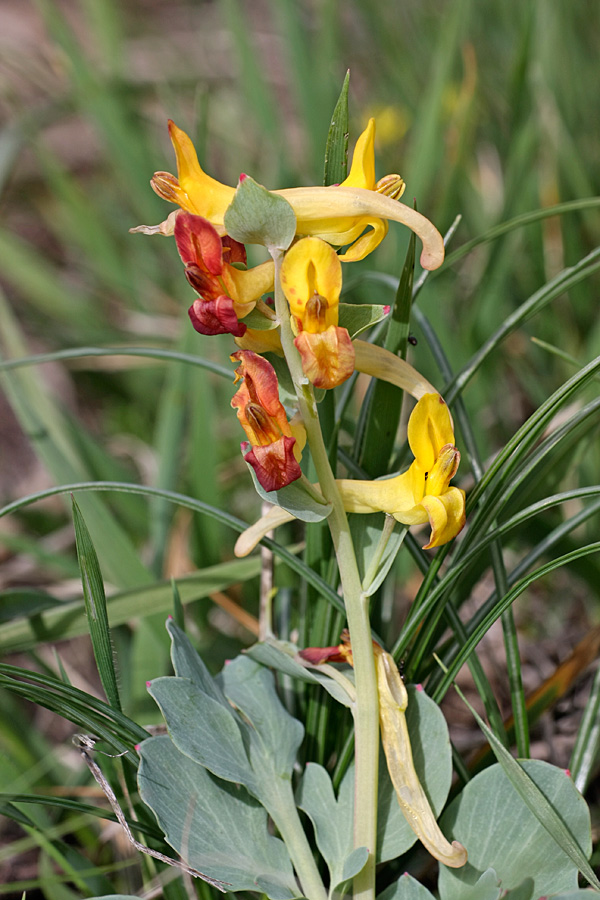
[337,393,465,549]
[147,119,444,269]
[280,237,354,389]
[234,392,465,556]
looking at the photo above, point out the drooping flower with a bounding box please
[231,350,303,492]
[280,236,354,389]
[233,392,465,556]
[174,212,273,337]
[299,633,468,869]
[145,119,444,269]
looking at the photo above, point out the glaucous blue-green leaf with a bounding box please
[138,736,300,899]
[245,463,332,523]
[498,881,533,900]
[146,676,255,791]
[296,762,367,892]
[166,618,228,704]
[545,893,600,898]
[224,175,296,252]
[438,761,592,900]
[245,639,355,707]
[377,685,453,862]
[439,868,501,900]
[218,656,304,782]
[338,303,389,339]
[378,872,436,900]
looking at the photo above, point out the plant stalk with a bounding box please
[272,248,379,900]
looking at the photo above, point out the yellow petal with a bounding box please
[294,326,355,389]
[353,341,437,400]
[280,237,342,313]
[341,118,376,189]
[234,328,284,355]
[337,218,388,262]
[407,394,455,472]
[337,468,421,517]
[420,488,466,549]
[224,259,275,311]
[168,121,236,228]
[278,186,444,270]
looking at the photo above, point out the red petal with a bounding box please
[299,645,347,664]
[188,296,247,337]
[243,436,301,492]
[222,235,247,266]
[175,212,223,275]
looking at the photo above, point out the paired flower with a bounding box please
[280,236,354,389]
[174,212,273,337]
[231,350,303,493]
[148,118,444,269]
[234,392,465,556]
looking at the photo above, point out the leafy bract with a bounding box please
[224,175,296,252]
[245,463,333,522]
[377,873,436,900]
[245,638,354,707]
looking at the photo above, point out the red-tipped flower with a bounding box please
[174,212,273,337]
[231,351,302,493]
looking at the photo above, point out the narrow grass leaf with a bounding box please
[0,481,345,620]
[72,498,121,712]
[323,70,350,186]
[358,230,416,475]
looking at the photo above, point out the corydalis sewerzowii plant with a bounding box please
[133,108,469,898]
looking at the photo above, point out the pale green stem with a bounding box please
[271,248,379,900]
[361,514,397,594]
[269,781,328,900]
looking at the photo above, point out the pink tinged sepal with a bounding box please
[241,437,302,493]
[189,296,247,337]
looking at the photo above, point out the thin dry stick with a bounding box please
[74,734,228,892]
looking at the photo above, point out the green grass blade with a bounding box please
[433,542,600,703]
[358,230,416,476]
[442,198,600,271]
[0,296,152,590]
[0,481,346,632]
[0,346,231,380]
[570,663,600,794]
[72,497,121,712]
[323,70,350,186]
[445,248,600,406]
[0,664,146,751]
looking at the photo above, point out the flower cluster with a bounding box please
[135,116,465,547]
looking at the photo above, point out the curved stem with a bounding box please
[271,249,379,900]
